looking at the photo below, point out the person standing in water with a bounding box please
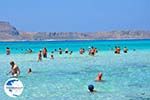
[58,48,62,54]
[79,48,84,54]
[8,61,20,77]
[6,47,10,55]
[42,48,47,58]
[123,47,128,53]
[115,46,120,54]
[95,72,103,81]
[38,50,42,61]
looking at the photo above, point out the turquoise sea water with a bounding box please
[0,40,150,100]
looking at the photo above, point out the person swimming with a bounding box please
[88,85,96,92]
[123,47,128,53]
[8,61,20,77]
[54,49,57,52]
[28,68,32,74]
[95,48,98,53]
[6,47,10,55]
[95,72,102,81]
[65,48,69,54]
[70,51,73,55]
[50,54,54,59]
[28,48,33,53]
[25,48,33,54]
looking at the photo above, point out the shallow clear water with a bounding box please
[0,40,150,100]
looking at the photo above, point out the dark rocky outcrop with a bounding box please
[0,21,19,35]
[0,21,20,40]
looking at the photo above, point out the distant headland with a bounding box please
[0,21,150,41]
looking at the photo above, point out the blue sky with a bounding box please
[0,0,150,32]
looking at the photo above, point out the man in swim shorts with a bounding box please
[9,61,20,77]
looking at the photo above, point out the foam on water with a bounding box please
[0,40,150,100]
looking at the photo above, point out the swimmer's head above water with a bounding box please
[28,68,32,74]
[10,61,15,66]
[88,85,95,92]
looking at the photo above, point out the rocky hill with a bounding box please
[18,31,150,40]
[0,21,150,41]
[0,21,20,40]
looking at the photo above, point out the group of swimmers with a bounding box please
[6,45,129,58]
[6,46,130,93]
[79,46,98,56]
[57,48,73,55]
[7,60,103,92]
[37,46,99,61]
[37,47,76,61]
[37,48,54,61]
[114,46,128,54]
[89,47,98,56]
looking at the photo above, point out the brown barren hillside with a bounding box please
[0,21,150,41]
